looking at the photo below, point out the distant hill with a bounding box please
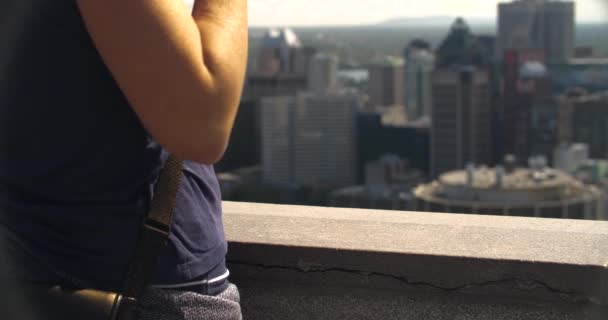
[378,16,494,28]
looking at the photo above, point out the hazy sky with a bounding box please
[185,0,607,26]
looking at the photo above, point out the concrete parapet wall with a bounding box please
[222,201,608,319]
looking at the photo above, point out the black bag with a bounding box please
[17,286,129,320]
[11,156,183,320]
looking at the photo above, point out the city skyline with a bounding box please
[185,0,607,26]
[214,0,608,221]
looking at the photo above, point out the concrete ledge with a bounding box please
[222,201,608,319]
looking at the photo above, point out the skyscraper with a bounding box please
[497,0,575,63]
[435,18,486,69]
[308,53,339,95]
[404,40,435,121]
[431,18,492,177]
[261,96,296,184]
[245,28,313,103]
[255,28,317,77]
[543,1,575,63]
[260,92,360,187]
[501,49,555,163]
[431,69,492,177]
[244,75,308,101]
[261,51,361,187]
[558,90,608,159]
[293,92,359,187]
[256,28,301,77]
[292,47,319,76]
[368,56,405,108]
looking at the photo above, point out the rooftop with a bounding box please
[560,90,608,103]
[436,17,487,68]
[370,56,405,67]
[414,166,603,211]
[261,28,302,49]
[439,167,576,191]
[567,58,608,66]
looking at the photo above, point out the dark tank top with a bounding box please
[0,0,227,290]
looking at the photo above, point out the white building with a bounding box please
[261,51,362,187]
[554,143,590,173]
[261,91,361,187]
[261,96,296,184]
[294,92,359,187]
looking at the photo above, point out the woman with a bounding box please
[0,0,247,319]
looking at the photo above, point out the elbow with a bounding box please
[173,130,230,165]
[192,142,227,165]
[157,84,239,165]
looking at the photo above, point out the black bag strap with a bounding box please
[121,155,183,299]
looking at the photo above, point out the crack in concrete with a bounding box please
[228,260,595,304]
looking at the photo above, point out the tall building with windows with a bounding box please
[497,0,575,63]
[255,28,317,77]
[256,28,301,77]
[293,92,360,187]
[431,18,493,177]
[368,56,405,108]
[244,75,308,101]
[260,52,361,187]
[435,18,487,69]
[501,50,554,163]
[292,47,319,76]
[308,53,339,95]
[558,90,608,159]
[543,1,575,63]
[261,96,296,185]
[260,92,360,187]
[224,28,312,173]
[245,28,314,101]
[431,69,492,177]
[404,40,435,121]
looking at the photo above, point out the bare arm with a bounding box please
[76,0,248,164]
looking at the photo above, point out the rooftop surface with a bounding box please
[439,168,576,190]
[414,166,604,207]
